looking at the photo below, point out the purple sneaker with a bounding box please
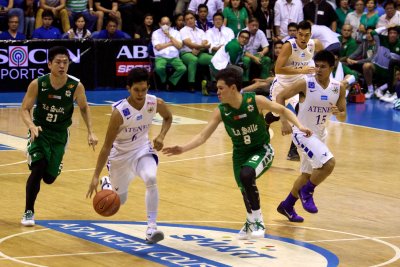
[298,189,318,213]
[277,202,304,222]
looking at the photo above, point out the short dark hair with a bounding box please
[213,12,224,20]
[314,50,335,67]
[297,20,311,31]
[288,22,298,29]
[107,17,119,26]
[383,0,396,8]
[127,67,149,87]
[215,68,242,91]
[42,9,54,19]
[198,3,208,11]
[48,46,69,62]
[274,40,284,47]
[238,29,250,37]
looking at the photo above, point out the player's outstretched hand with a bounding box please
[86,175,99,198]
[162,145,184,156]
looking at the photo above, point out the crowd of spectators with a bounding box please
[0,0,399,101]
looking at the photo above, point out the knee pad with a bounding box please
[239,166,256,188]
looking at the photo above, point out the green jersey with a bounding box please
[219,92,270,155]
[33,74,79,131]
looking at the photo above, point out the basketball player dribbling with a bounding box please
[267,20,323,160]
[86,68,173,244]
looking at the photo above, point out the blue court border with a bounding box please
[37,220,339,267]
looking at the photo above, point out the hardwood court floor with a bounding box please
[0,104,399,267]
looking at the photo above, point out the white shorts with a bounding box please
[269,78,299,109]
[107,145,158,195]
[292,130,333,174]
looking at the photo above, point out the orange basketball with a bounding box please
[93,190,120,217]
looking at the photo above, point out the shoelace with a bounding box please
[253,220,265,230]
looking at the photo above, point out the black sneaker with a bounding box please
[287,148,300,161]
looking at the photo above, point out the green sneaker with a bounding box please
[21,210,35,227]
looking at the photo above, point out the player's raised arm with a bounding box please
[162,108,222,156]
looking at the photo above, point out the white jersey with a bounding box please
[294,76,340,138]
[109,95,157,160]
[276,38,315,85]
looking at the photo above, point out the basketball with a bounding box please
[92,190,120,217]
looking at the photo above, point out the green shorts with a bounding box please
[27,127,69,177]
[232,143,274,191]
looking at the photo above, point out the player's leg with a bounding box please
[237,144,274,239]
[287,102,300,161]
[265,78,281,129]
[293,132,335,213]
[137,154,164,244]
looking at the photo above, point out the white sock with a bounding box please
[246,212,253,222]
[377,83,388,91]
[367,85,374,92]
[251,209,263,222]
[146,185,159,225]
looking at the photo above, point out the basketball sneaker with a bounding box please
[277,202,304,222]
[238,219,253,240]
[251,219,266,239]
[201,80,209,96]
[100,176,112,190]
[298,188,318,213]
[146,224,164,244]
[21,210,35,227]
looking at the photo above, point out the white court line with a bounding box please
[0,251,123,261]
[171,103,215,112]
[0,160,25,167]
[0,229,49,267]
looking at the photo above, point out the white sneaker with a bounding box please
[365,91,374,99]
[375,89,384,99]
[21,210,35,227]
[146,224,164,244]
[238,219,252,240]
[250,219,266,239]
[380,91,392,101]
[100,176,112,190]
[383,94,398,103]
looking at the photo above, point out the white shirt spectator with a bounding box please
[206,25,234,53]
[376,11,400,35]
[274,0,303,38]
[152,28,182,58]
[344,11,364,40]
[180,26,207,53]
[311,24,340,48]
[242,27,269,55]
[188,0,224,22]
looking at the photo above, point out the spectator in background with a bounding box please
[117,0,139,35]
[206,12,234,55]
[66,0,100,32]
[359,0,379,36]
[180,10,212,93]
[303,0,337,32]
[188,0,223,23]
[36,0,70,33]
[242,17,272,83]
[0,14,26,39]
[32,9,62,38]
[274,0,303,41]
[210,29,250,75]
[0,0,25,33]
[65,13,91,39]
[134,13,157,45]
[175,0,189,16]
[223,0,249,37]
[344,0,364,42]
[172,13,184,31]
[24,0,36,38]
[244,0,257,18]
[94,0,121,30]
[339,24,358,60]
[311,23,341,54]
[151,16,187,91]
[253,0,274,44]
[370,26,400,102]
[196,4,213,31]
[335,0,352,33]
[93,16,129,39]
[281,22,297,42]
[376,1,400,35]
